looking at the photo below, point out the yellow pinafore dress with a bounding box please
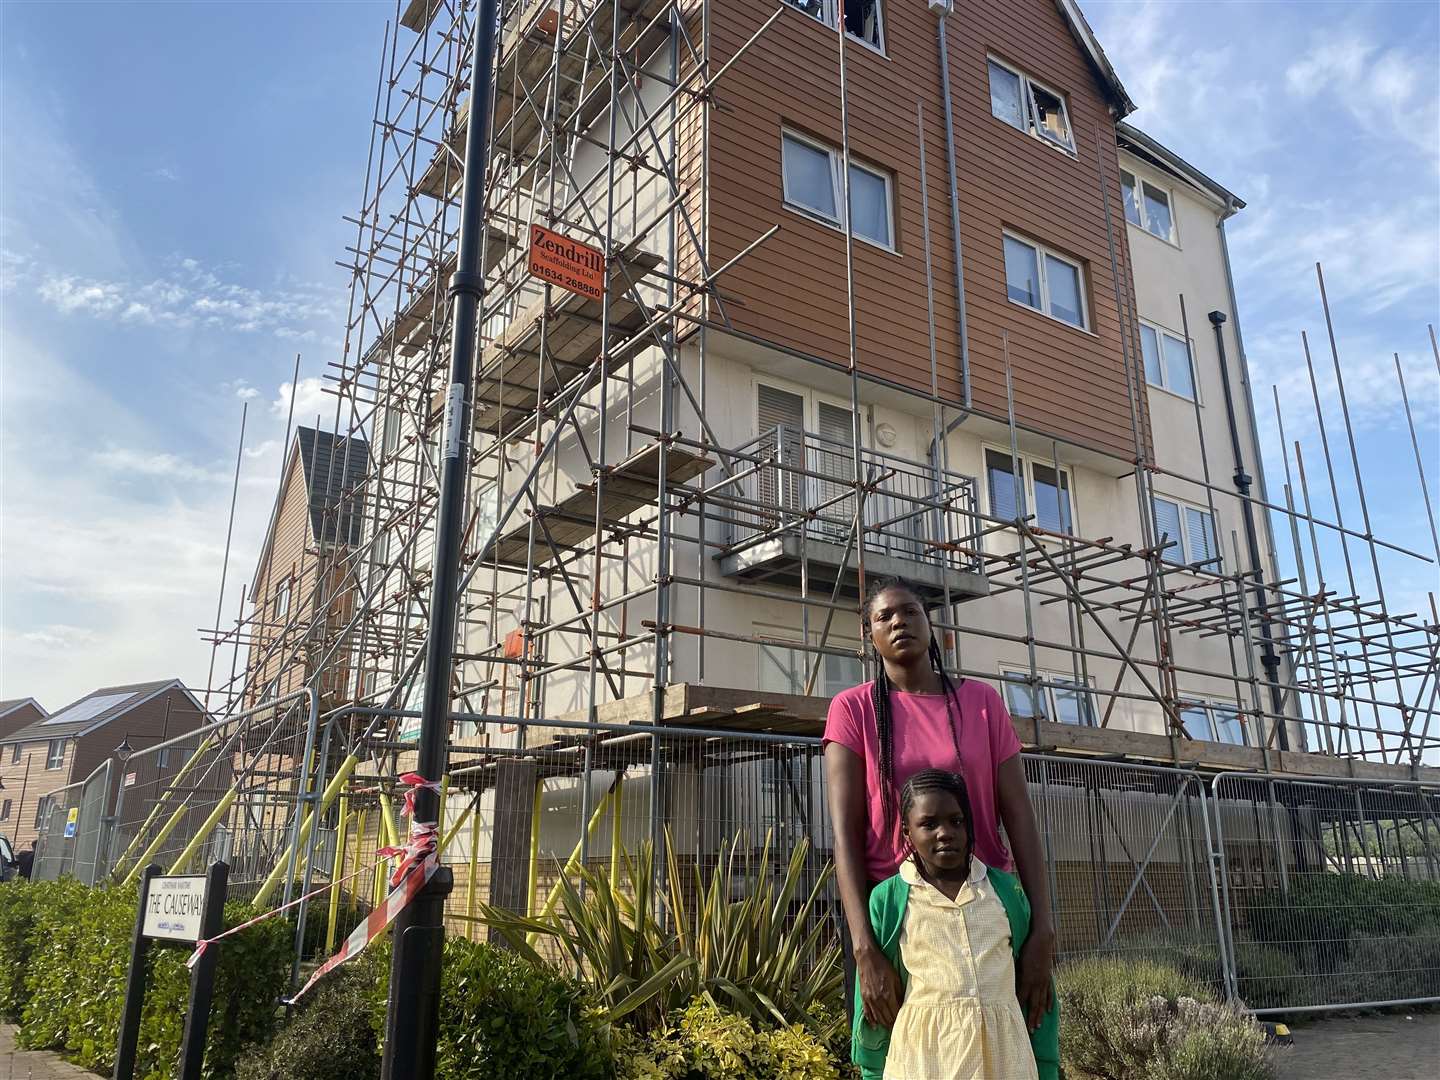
[882,858,1039,1080]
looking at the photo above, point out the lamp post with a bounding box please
[379,1,501,1077]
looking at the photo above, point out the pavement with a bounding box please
[1272,1013,1440,1080]
[0,1026,93,1079]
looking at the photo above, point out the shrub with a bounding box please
[0,880,47,1020]
[14,880,291,1079]
[1115,928,1305,1010]
[1057,957,1274,1080]
[483,832,843,1042]
[615,999,846,1080]
[433,937,611,1080]
[235,966,380,1080]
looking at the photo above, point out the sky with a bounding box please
[2,1,1437,722]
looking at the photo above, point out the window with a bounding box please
[985,449,1074,534]
[1001,668,1096,726]
[1121,170,1176,243]
[34,796,49,828]
[988,57,1074,152]
[781,0,884,51]
[1153,496,1219,568]
[157,747,171,770]
[781,131,894,248]
[0,800,10,822]
[45,739,66,771]
[1003,233,1087,328]
[382,408,401,455]
[274,577,292,621]
[9,744,19,764]
[758,635,864,698]
[1180,700,1247,745]
[1139,323,1196,400]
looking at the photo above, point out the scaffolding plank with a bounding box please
[472,243,662,433]
[482,440,709,566]
[400,0,445,33]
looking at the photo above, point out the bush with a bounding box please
[235,965,381,1080]
[433,937,611,1080]
[615,999,847,1080]
[1116,928,1305,1010]
[13,879,291,1079]
[1057,957,1274,1080]
[0,880,45,1020]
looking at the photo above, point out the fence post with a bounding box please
[113,865,159,1080]
[177,861,229,1080]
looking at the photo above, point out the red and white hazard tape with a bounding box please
[183,773,444,1006]
[287,773,441,1003]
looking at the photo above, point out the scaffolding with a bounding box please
[198,0,1436,783]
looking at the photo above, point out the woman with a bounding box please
[824,577,1056,1039]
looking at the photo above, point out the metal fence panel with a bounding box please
[1212,772,1440,1013]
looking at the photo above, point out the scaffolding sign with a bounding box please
[527,224,605,301]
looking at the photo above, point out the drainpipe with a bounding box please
[1208,308,1290,751]
[933,0,972,412]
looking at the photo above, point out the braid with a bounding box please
[872,653,897,824]
[899,767,975,871]
[929,636,966,767]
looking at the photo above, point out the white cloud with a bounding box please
[150,166,180,183]
[31,258,342,339]
[272,376,333,425]
[91,446,228,485]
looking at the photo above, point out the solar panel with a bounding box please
[41,691,136,728]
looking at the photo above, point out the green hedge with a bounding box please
[0,879,291,1079]
[235,963,382,1080]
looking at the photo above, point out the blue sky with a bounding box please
[2,2,1436,728]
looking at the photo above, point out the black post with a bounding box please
[1208,310,1290,751]
[177,861,228,1080]
[114,864,159,1080]
[380,0,500,1076]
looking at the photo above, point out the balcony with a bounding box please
[716,427,988,603]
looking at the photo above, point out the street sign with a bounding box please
[64,807,78,838]
[527,224,605,301]
[142,875,209,943]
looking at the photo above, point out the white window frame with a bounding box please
[34,796,49,828]
[982,444,1077,536]
[1152,494,1221,569]
[274,576,292,622]
[1121,168,1179,245]
[45,739,66,771]
[987,55,1075,154]
[780,129,896,252]
[999,666,1097,726]
[1139,320,1198,402]
[1179,698,1247,746]
[781,0,885,55]
[753,375,858,446]
[1001,231,1088,330]
[0,799,10,822]
[9,743,20,765]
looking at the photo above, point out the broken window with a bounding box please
[782,0,828,23]
[844,0,883,50]
[1122,169,1177,242]
[988,57,1074,153]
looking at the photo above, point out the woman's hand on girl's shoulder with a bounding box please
[1017,925,1056,1032]
[856,943,903,1030]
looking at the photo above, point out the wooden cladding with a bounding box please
[703,0,1148,460]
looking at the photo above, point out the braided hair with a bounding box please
[864,577,968,824]
[899,767,975,872]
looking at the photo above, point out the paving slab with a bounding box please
[1273,1012,1440,1080]
[0,1025,96,1079]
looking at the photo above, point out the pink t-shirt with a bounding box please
[823,679,1022,883]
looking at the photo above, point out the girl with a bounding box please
[852,769,1059,1080]
[824,579,1056,1040]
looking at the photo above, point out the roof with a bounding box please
[1055,1,1137,117]
[1116,121,1246,216]
[251,427,369,592]
[1,680,205,745]
[0,699,47,721]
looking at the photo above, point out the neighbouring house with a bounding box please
[0,699,47,742]
[0,680,207,848]
[243,426,368,712]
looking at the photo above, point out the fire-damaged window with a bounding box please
[988,57,1075,153]
[780,0,884,52]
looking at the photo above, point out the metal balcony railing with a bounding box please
[723,426,983,581]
